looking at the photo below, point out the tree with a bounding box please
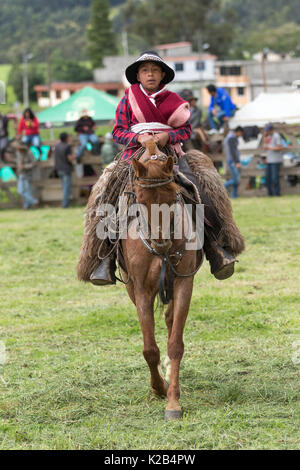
[8,62,45,103]
[50,51,93,82]
[87,0,117,68]
[121,0,236,58]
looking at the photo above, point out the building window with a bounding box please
[41,91,49,98]
[175,63,184,72]
[196,61,205,71]
[230,66,241,76]
[219,66,241,76]
[237,87,245,96]
[56,90,61,99]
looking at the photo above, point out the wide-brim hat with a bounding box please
[179,89,198,102]
[125,51,175,85]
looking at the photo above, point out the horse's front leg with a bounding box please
[135,290,168,397]
[165,277,193,420]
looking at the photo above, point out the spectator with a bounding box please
[0,113,9,162]
[101,132,118,166]
[16,142,38,209]
[179,89,206,151]
[54,132,75,208]
[263,123,284,196]
[207,84,237,130]
[74,109,99,162]
[180,89,202,131]
[0,113,18,162]
[17,108,42,156]
[224,126,243,198]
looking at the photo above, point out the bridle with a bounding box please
[135,153,174,189]
[135,176,174,189]
[132,155,203,303]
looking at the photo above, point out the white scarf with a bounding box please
[139,84,166,107]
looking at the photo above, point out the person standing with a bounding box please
[74,110,99,162]
[263,123,284,197]
[224,126,243,198]
[207,84,237,130]
[54,132,75,208]
[17,108,42,156]
[16,142,39,209]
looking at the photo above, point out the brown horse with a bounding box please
[120,141,203,420]
[77,139,244,420]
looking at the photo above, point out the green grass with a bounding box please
[0,64,11,83]
[0,196,299,450]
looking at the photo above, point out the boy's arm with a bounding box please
[112,96,139,146]
[167,122,192,145]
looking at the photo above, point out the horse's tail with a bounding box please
[185,149,245,255]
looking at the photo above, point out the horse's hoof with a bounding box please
[164,409,183,421]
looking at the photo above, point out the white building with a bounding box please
[93,42,217,106]
[155,42,216,103]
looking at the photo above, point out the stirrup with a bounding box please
[90,258,116,286]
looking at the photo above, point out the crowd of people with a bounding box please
[178,86,284,199]
[0,78,285,209]
[0,108,118,209]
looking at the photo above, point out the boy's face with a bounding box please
[137,61,165,93]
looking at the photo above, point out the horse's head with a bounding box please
[132,140,178,206]
[132,140,179,254]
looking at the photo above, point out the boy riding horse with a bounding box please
[78,51,244,285]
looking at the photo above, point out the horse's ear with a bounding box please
[162,156,174,175]
[132,158,147,177]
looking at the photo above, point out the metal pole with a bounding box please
[23,54,29,108]
[261,49,268,93]
[122,31,129,58]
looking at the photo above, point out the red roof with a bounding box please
[34,82,123,92]
[155,41,192,49]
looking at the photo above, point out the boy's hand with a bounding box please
[137,134,153,147]
[154,132,170,148]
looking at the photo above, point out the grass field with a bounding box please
[0,196,299,450]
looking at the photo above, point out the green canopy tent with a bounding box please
[37,86,120,127]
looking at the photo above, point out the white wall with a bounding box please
[38,89,71,107]
[165,59,215,82]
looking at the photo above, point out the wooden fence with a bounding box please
[0,140,103,209]
[1,124,300,208]
[206,123,300,197]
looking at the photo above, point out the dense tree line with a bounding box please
[0,0,299,66]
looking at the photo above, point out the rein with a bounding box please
[135,176,174,188]
[135,173,203,304]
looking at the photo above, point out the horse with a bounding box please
[77,139,244,420]
[119,140,203,420]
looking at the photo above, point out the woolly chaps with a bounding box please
[77,151,245,282]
